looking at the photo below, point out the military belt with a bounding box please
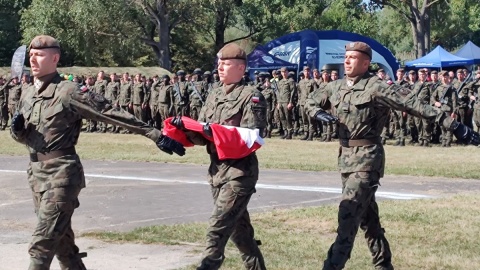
[339,137,381,147]
[30,147,76,162]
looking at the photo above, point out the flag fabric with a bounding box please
[163,117,265,160]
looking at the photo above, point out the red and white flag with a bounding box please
[162,117,265,160]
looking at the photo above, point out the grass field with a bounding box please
[1,131,479,179]
[2,130,480,269]
[85,194,480,270]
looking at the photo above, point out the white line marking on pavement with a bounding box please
[0,170,434,200]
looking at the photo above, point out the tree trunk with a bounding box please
[214,7,227,54]
[424,13,431,53]
[157,3,171,70]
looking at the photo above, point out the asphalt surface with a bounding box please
[0,155,479,269]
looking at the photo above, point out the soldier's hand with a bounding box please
[203,123,213,139]
[451,121,480,146]
[156,135,186,156]
[287,103,293,110]
[11,112,25,134]
[170,116,184,129]
[314,110,338,124]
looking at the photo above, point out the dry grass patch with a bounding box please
[85,194,480,270]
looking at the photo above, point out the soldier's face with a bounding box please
[409,74,416,81]
[418,73,426,81]
[431,74,438,81]
[29,48,60,78]
[331,74,338,80]
[396,72,404,80]
[377,72,385,79]
[457,72,465,80]
[303,70,309,78]
[217,59,245,84]
[344,51,369,77]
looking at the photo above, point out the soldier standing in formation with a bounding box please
[297,66,316,140]
[276,67,296,139]
[469,70,480,132]
[105,73,120,132]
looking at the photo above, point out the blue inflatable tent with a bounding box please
[405,46,474,68]
[455,41,480,64]
[247,29,399,79]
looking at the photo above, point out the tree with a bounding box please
[0,0,31,66]
[369,0,441,58]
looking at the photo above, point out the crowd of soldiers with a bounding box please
[1,66,479,147]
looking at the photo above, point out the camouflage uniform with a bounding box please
[118,80,132,133]
[411,80,433,146]
[392,79,410,145]
[276,76,296,138]
[317,80,335,141]
[298,76,316,140]
[158,81,174,126]
[192,82,267,270]
[11,72,161,270]
[8,82,22,117]
[105,79,120,132]
[468,78,480,131]
[261,83,277,138]
[149,80,161,129]
[0,81,8,129]
[189,80,206,121]
[453,79,473,129]
[92,78,108,132]
[305,71,456,270]
[132,81,146,122]
[430,83,457,147]
[173,80,189,116]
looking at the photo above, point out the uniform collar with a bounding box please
[344,72,371,89]
[223,82,243,100]
[34,72,61,98]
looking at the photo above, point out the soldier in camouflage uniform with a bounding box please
[171,43,267,270]
[105,73,120,132]
[468,70,480,132]
[392,68,410,146]
[148,75,161,129]
[277,67,296,139]
[118,72,132,133]
[453,69,473,129]
[11,35,184,270]
[305,42,479,270]
[189,68,207,120]
[158,75,174,127]
[92,71,108,132]
[259,72,277,138]
[7,77,22,118]
[297,66,316,140]
[211,69,223,89]
[0,77,10,130]
[411,69,433,146]
[173,70,190,117]
[131,74,147,122]
[431,71,457,147]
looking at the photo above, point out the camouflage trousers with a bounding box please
[197,178,266,270]
[323,171,393,270]
[0,104,8,129]
[29,186,86,270]
[300,105,316,135]
[277,103,293,132]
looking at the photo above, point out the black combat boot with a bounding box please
[281,130,288,139]
[393,138,401,146]
[325,134,332,142]
[381,137,387,145]
[307,132,314,141]
[301,132,308,140]
[285,131,293,140]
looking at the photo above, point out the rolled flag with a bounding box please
[163,116,265,160]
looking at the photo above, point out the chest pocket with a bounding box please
[221,100,242,126]
[349,93,374,124]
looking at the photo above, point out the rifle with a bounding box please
[189,82,204,105]
[468,78,480,109]
[173,82,183,105]
[439,85,453,105]
[271,79,279,95]
[455,71,473,97]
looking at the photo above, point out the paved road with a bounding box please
[0,155,478,269]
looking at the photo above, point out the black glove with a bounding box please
[170,116,184,129]
[203,123,213,139]
[451,121,480,146]
[156,135,186,156]
[314,110,338,124]
[11,112,25,134]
